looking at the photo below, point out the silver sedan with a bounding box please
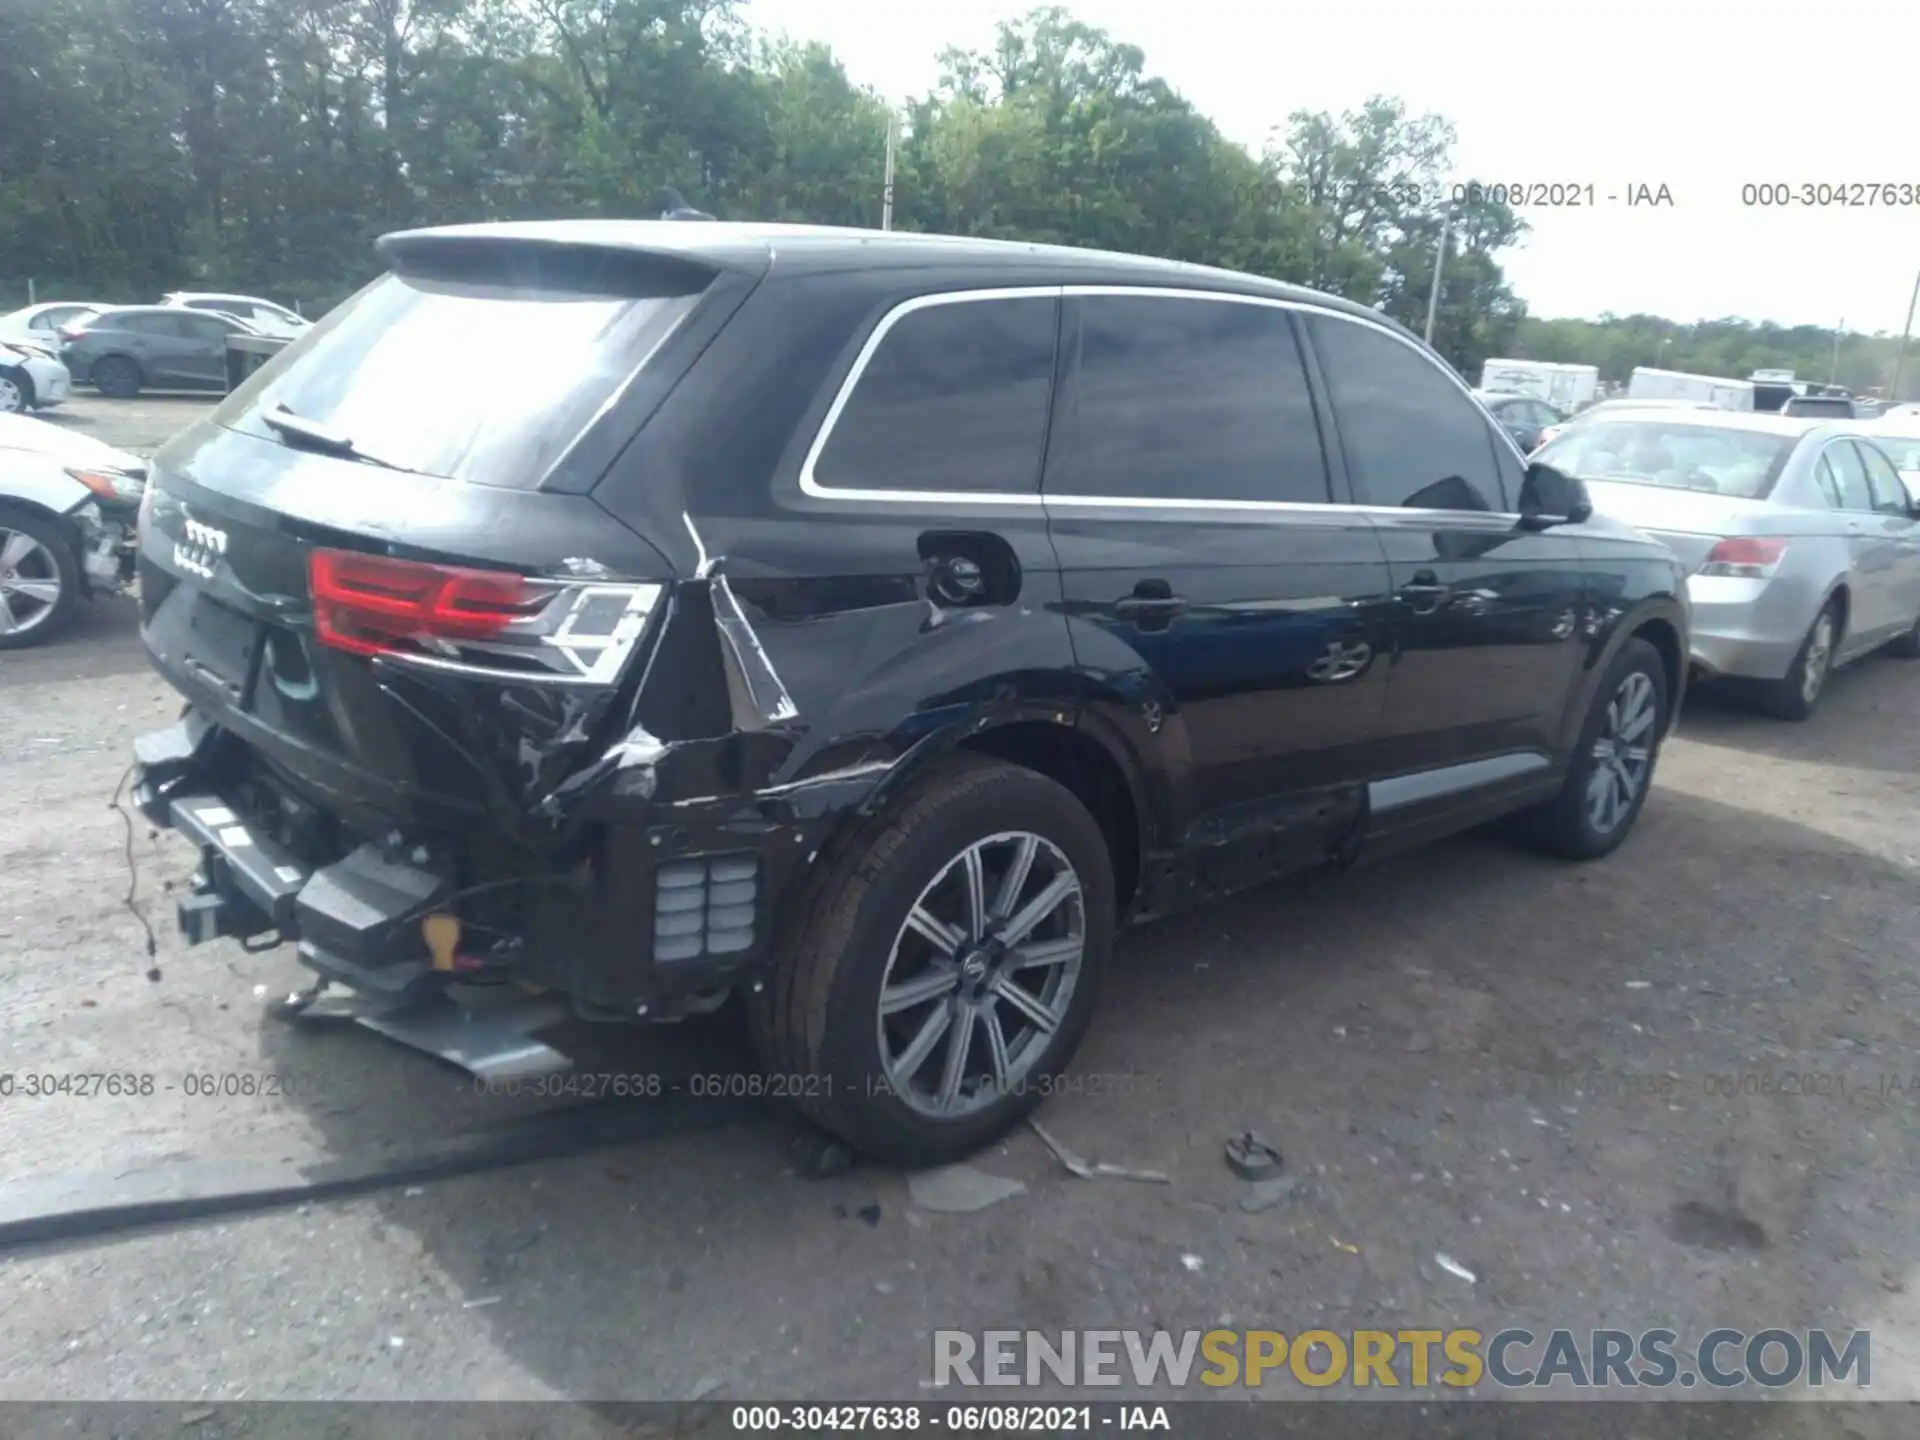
[1533,411,1920,719]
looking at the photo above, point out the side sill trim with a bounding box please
[1367,752,1552,814]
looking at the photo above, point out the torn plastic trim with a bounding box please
[710,573,799,729]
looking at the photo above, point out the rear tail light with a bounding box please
[1699,537,1788,578]
[308,546,662,683]
[58,326,88,342]
[310,549,544,657]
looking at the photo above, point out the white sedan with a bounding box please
[0,340,73,413]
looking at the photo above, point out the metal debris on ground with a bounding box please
[1224,1131,1283,1181]
[1181,1254,1204,1272]
[907,1164,1027,1214]
[1238,1174,1306,1213]
[857,1203,882,1227]
[1331,1238,1361,1254]
[1434,1253,1478,1284]
[1028,1118,1171,1184]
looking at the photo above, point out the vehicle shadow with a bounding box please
[1679,652,1920,777]
[228,766,1920,1407]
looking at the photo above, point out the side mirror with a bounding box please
[1517,462,1593,530]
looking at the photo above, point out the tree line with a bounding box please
[2,0,1900,393]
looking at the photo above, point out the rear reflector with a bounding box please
[310,548,543,657]
[1699,537,1787,579]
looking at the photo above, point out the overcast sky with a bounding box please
[745,0,1920,335]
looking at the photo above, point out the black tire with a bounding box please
[749,754,1116,1166]
[0,506,82,650]
[1755,600,1839,721]
[1521,637,1669,861]
[0,367,29,414]
[91,354,142,400]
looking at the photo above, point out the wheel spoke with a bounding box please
[1000,872,1078,948]
[961,845,988,941]
[891,1000,953,1082]
[3,578,59,606]
[0,593,15,633]
[905,905,964,957]
[936,1004,976,1110]
[880,964,959,1015]
[990,974,1060,1036]
[983,1008,1012,1095]
[0,531,36,570]
[1011,936,1081,971]
[992,834,1038,921]
[1612,758,1638,802]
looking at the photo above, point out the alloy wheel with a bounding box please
[875,830,1086,1119]
[1585,669,1656,835]
[0,526,65,637]
[0,375,23,413]
[1801,612,1834,705]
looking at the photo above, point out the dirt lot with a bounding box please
[1,395,1916,1422]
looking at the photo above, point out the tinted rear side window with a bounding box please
[212,263,705,490]
[1046,295,1329,504]
[1309,314,1508,511]
[811,295,1059,495]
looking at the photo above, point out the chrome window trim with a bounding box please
[794,282,1528,521]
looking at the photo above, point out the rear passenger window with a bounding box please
[1824,442,1873,511]
[1856,442,1911,516]
[1046,295,1329,504]
[1308,314,1508,511]
[812,295,1058,495]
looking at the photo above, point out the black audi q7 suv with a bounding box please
[129,222,1689,1163]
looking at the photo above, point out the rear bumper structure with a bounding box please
[130,709,808,1022]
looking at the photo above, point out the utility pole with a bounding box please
[1423,207,1450,346]
[881,113,898,232]
[1891,272,1920,400]
[1828,317,1845,386]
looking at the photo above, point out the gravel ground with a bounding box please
[0,396,1915,1423]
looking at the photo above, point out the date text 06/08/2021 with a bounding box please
[0,1071,318,1100]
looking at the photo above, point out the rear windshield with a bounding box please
[210,262,704,490]
[1535,420,1794,499]
[1783,398,1853,416]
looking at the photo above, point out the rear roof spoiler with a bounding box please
[375,222,773,292]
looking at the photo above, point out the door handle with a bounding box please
[1113,580,1187,622]
[1398,570,1450,612]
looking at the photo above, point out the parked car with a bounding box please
[0,301,110,350]
[0,341,73,413]
[1477,391,1566,452]
[0,412,146,647]
[128,221,1688,1163]
[1533,412,1920,719]
[161,292,311,339]
[1534,397,1722,451]
[61,306,261,398]
[1780,394,1857,419]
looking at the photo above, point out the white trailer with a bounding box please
[1480,359,1599,411]
[1627,367,1755,411]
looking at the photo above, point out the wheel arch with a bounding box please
[852,707,1152,914]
